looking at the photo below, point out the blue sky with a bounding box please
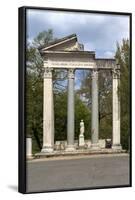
[26,9,129,90]
[27,9,129,58]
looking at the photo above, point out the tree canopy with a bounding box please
[115,39,130,150]
[26,30,130,152]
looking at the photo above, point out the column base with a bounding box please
[41,146,54,153]
[65,145,76,152]
[112,144,122,150]
[27,155,34,160]
[90,143,100,150]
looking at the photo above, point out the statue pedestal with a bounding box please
[79,134,85,147]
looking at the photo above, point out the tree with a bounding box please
[98,70,112,139]
[33,29,55,48]
[115,39,130,150]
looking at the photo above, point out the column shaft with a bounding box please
[91,69,100,149]
[66,69,75,151]
[41,68,54,153]
[112,68,121,150]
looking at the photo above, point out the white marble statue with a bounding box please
[79,120,85,147]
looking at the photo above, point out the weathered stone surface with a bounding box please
[96,59,117,69]
[91,69,100,150]
[41,68,54,153]
[66,69,75,151]
[112,68,122,150]
[54,139,108,150]
[43,51,96,69]
[40,34,78,52]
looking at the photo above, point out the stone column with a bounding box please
[26,136,33,159]
[66,69,75,151]
[91,69,100,149]
[112,67,122,150]
[41,68,54,153]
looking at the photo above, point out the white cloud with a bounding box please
[27,9,130,57]
[103,50,115,58]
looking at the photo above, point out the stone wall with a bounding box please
[54,139,111,150]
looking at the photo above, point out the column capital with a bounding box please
[44,67,53,79]
[112,67,120,79]
[91,69,99,79]
[67,68,75,79]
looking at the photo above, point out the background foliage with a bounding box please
[26,30,130,153]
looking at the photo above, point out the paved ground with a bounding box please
[26,154,130,193]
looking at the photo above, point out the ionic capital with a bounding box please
[44,67,53,79]
[91,69,98,79]
[112,68,120,79]
[67,69,75,79]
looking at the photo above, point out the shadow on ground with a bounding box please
[8,185,18,192]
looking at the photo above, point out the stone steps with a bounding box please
[34,148,126,159]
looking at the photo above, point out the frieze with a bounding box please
[44,60,96,69]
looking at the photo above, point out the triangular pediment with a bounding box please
[40,34,84,52]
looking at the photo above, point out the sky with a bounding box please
[26,9,130,90]
[27,9,129,58]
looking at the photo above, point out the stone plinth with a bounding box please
[26,137,33,159]
[79,135,85,147]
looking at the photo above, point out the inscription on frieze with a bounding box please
[44,60,96,69]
